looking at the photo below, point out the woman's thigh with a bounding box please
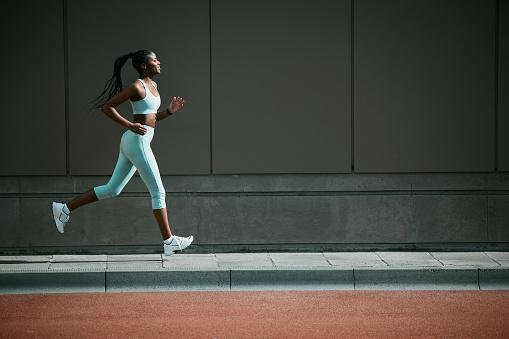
[134,142,164,192]
[106,149,137,194]
[121,132,164,193]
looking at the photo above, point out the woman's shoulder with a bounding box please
[130,78,157,88]
[130,79,146,90]
[128,79,145,100]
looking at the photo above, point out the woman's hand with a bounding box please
[168,96,185,114]
[128,122,147,135]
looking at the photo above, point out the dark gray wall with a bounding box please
[0,0,66,175]
[355,0,495,172]
[0,0,503,175]
[68,0,210,175]
[212,0,351,173]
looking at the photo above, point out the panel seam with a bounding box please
[209,0,213,174]
[494,0,499,171]
[63,0,70,175]
[350,0,355,173]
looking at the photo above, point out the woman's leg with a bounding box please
[126,135,173,240]
[67,149,136,212]
[153,208,173,240]
[66,189,98,212]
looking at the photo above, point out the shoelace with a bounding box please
[174,237,183,250]
[58,209,70,223]
[165,237,182,250]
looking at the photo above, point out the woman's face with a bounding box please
[143,53,161,75]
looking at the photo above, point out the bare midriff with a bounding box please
[133,113,157,128]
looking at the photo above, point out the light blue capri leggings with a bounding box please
[93,125,166,209]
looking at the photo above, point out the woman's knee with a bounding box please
[150,187,166,209]
[94,185,122,200]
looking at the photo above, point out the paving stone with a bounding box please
[485,252,509,266]
[51,255,108,262]
[323,252,387,267]
[431,252,500,267]
[216,253,274,267]
[269,253,330,267]
[0,256,52,263]
[163,254,219,268]
[107,261,164,271]
[0,263,50,271]
[107,254,162,262]
[49,262,107,271]
[377,252,442,267]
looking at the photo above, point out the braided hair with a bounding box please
[88,49,154,112]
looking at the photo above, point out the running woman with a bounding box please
[52,49,193,256]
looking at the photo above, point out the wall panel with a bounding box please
[354,0,495,172]
[0,0,66,175]
[212,0,351,174]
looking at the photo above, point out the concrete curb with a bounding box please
[0,271,106,294]
[1,267,508,294]
[106,270,230,292]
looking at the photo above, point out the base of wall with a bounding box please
[1,242,509,256]
[2,173,508,249]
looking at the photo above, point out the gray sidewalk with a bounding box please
[1,252,508,294]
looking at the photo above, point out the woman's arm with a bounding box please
[155,107,173,122]
[156,96,185,122]
[101,82,141,129]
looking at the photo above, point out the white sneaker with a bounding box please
[164,235,194,256]
[52,202,70,234]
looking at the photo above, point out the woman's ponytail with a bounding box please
[88,49,155,113]
[88,52,133,112]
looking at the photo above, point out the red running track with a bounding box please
[1,290,508,338]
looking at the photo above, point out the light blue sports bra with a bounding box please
[130,79,161,115]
